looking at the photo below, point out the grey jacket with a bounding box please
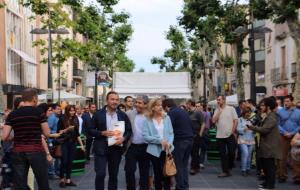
[249,112,282,159]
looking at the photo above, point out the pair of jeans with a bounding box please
[60,141,76,179]
[239,144,254,171]
[261,158,276,189]
[217,134,237,173]
[11,151,50,190]
[173,139,193,190]
[125,144,150,190]
[199,134,209,164]
[94,146,123,190]
[148,152,171,190]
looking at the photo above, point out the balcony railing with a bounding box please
[271,67,289,84]
[73,68,84,78]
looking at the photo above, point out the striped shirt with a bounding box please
[5,106,46,152]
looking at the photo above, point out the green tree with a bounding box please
[151,25,188,72]
[252,0,300,100]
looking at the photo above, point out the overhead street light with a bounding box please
[234,23,272,104]
[31,27,69,103]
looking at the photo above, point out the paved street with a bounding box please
[47,158,299,190]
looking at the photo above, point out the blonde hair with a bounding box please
[147,98,163,119]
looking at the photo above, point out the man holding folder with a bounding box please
[89,91,132,190]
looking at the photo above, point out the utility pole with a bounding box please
[249,0,256,103]
[94,68,99,109]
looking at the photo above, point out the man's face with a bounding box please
[76,107,82,115]
[90,105,96,113]
[107,94,119,111]
[186,103,192,111]
[217,96,225,107]
[84,106,89,113]
[53,106,61,115]
[284,98,293,109]
[277,99,282,107]
[135,99,146,113]
[125,98,134,108]
[240,102,247,110]
[195,103,203,112]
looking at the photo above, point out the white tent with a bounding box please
[38,91,87,102]
[113,72,192,99]
[208,94,238,107]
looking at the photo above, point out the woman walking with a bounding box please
[248,97,282,190]
[237,107,255,176]
[58,105,85,188]
[143,98,174,190]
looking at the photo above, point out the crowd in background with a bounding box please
[0,88,300,190]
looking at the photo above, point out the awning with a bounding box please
[10,48,36,64]
[38,91,87,101]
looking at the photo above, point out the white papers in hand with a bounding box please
[108,121,125,146]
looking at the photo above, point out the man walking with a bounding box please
[48,103,62,178]
[162,98,194,190]
[186,99,205,175]
[89,91,132,190]
[277,95,300,183]
[82,103,97,162]
[212,95,238,177]
[1,88,51,189]
[125,95,150,190]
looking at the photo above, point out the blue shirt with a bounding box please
[47,113,59,143]
[278,107,300,135]
[132,114,146,144]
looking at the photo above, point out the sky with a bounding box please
[85,0,248,72]
[114,0,184,72]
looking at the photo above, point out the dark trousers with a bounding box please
[217,135,237,173]
[95,146,123,190]
[86,137,94,160]
[191,135,201,169]
[199,135,208,164]
[261,158,276,188]
[60,141,76,179]
[174,139,193,190]
[11,152,50,190]
[125,144,150,190]
[1,152,13,188]
[148,152,171,190]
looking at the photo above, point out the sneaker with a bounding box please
[258,183,265,188]
[59,181,66,188]
[190,169,197,175]
[200,164,205,169]
[66,181,77,187]
[278,178,286,183]
[218,172,231,178]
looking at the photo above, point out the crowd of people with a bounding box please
[0,88,300,190]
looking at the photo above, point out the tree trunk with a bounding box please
[216,47,226,95]
[232,43,245,102]
[287,20,300,101]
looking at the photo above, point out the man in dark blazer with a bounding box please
[82,103,97,162]
[89,91,132,190]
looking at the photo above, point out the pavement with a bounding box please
[47,158,300,190]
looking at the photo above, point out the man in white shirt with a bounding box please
[125,95,150,190]
[212,95,238,177]
[75,105,83,134]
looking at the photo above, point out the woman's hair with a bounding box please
[261,97,277,111]
[147,98,162,119]
[37,103,51,115]
[62,105,76,129]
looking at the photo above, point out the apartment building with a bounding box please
[0,0,41,109]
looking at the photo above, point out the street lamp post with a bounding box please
[94,68,99,109]
[234,24,272,103]
[31,27,69,103]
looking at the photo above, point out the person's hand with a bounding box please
[80,145,85,152]
[115,136,125,145]
[52,133,61,138]
[101,131,115,137]
[113,130,121,136]
[47,154,53,163]
[284,132,292,138]
[161,140,169,150]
